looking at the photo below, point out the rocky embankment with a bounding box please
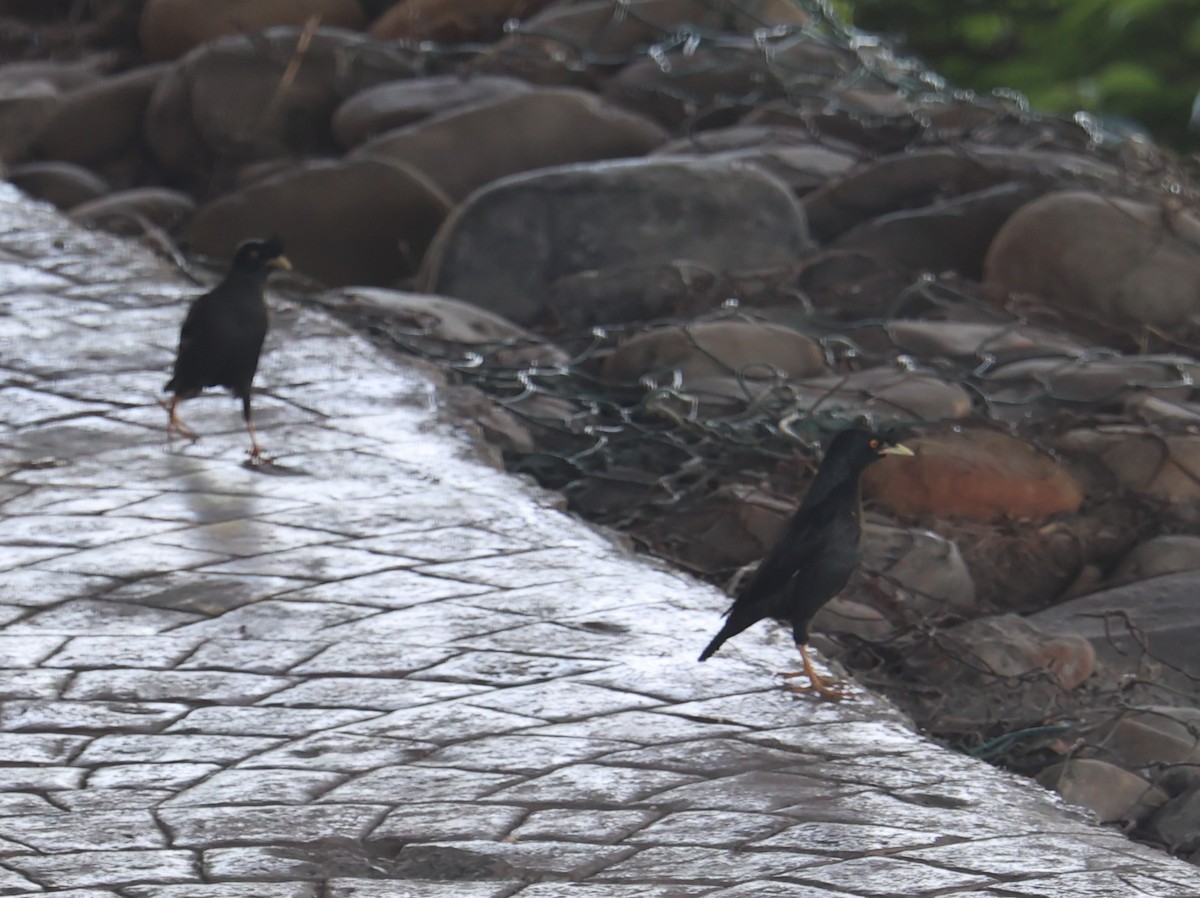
[5,0,1200,861]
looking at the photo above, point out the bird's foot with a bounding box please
[160,399,199,443]
[245,446,276,468]
[779,669,852,701]
[780,645,853,701]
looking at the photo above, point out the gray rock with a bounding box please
[144,27,418,181]
[479,0,809,84]
[1149,785,1200,855]
[651,125,859,192]
[421,157,811,326]
[352,87,668,201]
[333,75,533,148]
[0,57,109,93]
[984,354,1199,404]
[7,161,111,210]
[861,523,976,619]
[605,39,851,128]
[1031,571,1200,693]
[190,156,452,286]
[789,367,973,426]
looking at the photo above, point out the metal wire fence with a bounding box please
[305,0,1200,844]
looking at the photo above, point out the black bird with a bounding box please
[699,427,914,699]
[164,238,291,462]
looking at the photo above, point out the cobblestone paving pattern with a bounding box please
[1,185,1198,896]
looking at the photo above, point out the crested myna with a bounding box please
[164,237,291,462]
[699,426,914,699]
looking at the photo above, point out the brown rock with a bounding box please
[352,88,667,201]
[7,161,111,210]
[144,28,418,181]
[934,613,1096,690]
[1092,707,1200,769]
[803,147,1120,242]
[315,287,570,368]
[1058,427,1200,510]
[139,0,367,61]
[827,182,1041,281]
[0,81,59,163]
[68,187,195,236]
[984,190,1200,331]
[1037,759,1166,825]
[862,430,1085,521]
[1110,535,1200,588]
[369,0,559,43]
[333,76,532,148]
[635,483,792,576]
[884,320,1084,364]
[601,321,826,386]
[957,522,1089,614]
[33,64,168,164]
[983,354,1198,405]
[811,596,896,645]
[190,157,452,286]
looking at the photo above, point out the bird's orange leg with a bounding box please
[164,396,198,443]
[244,418,273,466]
[780,644,851,701]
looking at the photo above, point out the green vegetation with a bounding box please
[842,0,1200,149]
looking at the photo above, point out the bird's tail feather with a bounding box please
[698,609,759,662]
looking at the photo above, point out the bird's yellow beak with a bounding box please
[268,256,293,271]
[881,443,915,457]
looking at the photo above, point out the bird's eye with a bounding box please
[869,438,880,449]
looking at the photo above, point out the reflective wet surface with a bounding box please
[1,184,1198,894]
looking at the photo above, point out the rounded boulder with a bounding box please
[421,157,811,326]
[190,157,452,286]
[862,429,1086,521]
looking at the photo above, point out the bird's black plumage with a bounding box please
[164,238,291,461]
[699,426,913,699]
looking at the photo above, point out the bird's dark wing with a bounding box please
[698,484,860,661]
[165,280,267,396]
[166,293,217,395]
[698,509,827,660]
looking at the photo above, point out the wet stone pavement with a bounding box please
[0,184,1198,898]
